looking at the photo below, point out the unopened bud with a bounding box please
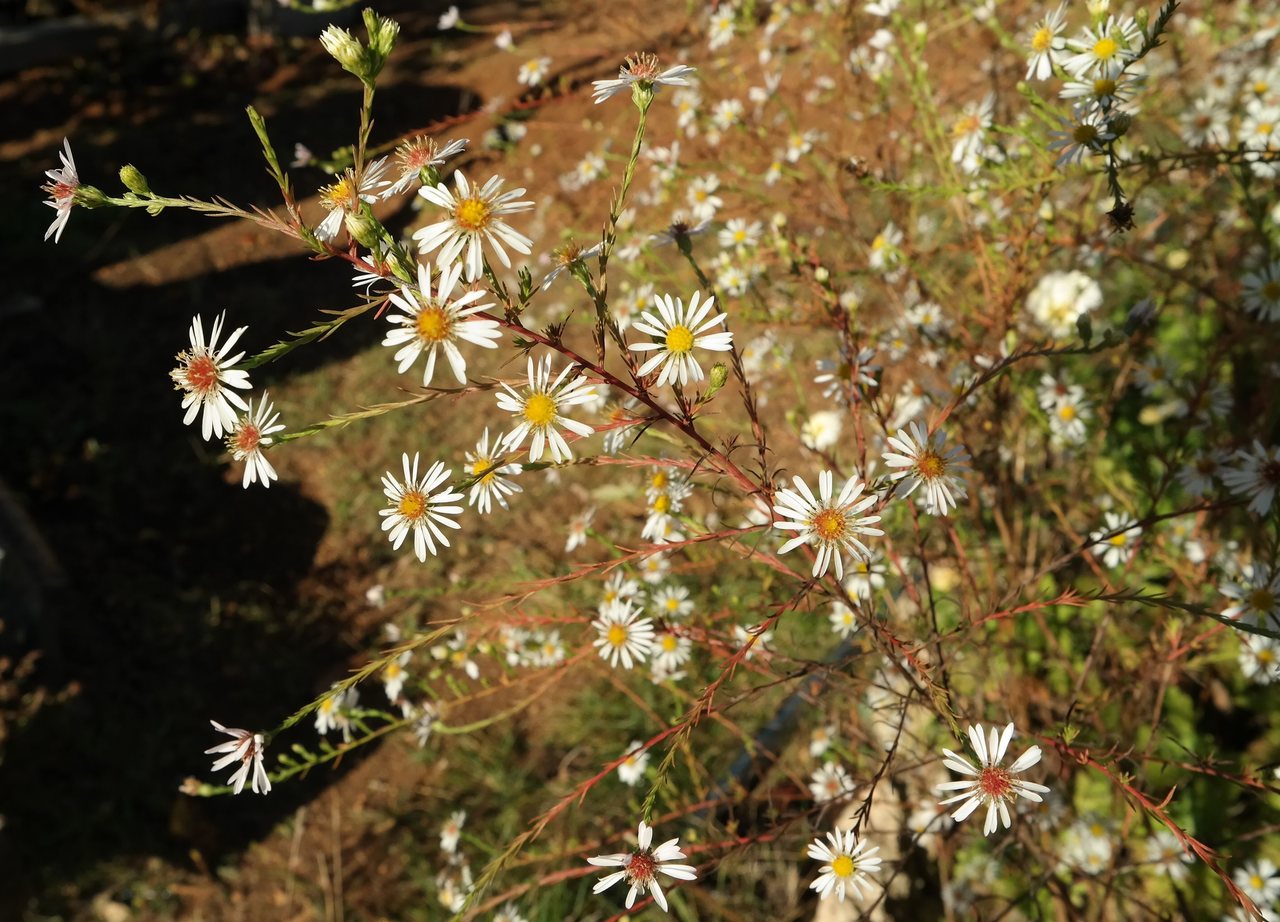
[703,363,730,399]
[814,266,830,283]
[344,204,384,249]
[119,164,150,195]
[1076,312,1093,345]
[74,184,109,208]
[320,25,365,77]
[363,10,400,78]
[1108,112,1134,137]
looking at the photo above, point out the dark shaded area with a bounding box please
[0,4,480,915]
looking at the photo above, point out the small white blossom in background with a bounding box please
[517,56,552,87]
[686,173,724,221]
[1234,858,1280,907]
[170,312,252,442]
[809,762,856,803]
[617,741,650,786]
[206,721,271,795]
[1221,562,1280,628]
[1025,2,1068,80]
[1059,817,1115,874]
[496,355,597,464]
[868,221,904,274]
[436,5,459,29]
[493,902,527,922]
[808,827,881,902]
[809,725,836,758]
[1047,105,1116,167]
[314,684,358,741]
[42,137,79,243]
[565,506,595,552]
[1038,375,1091,446]
[844,551,887,599]
[592,599,656,669]
[951,93,997,174]
[651,584,693,619]
[801,409,844,451]
[381,651,411,701]
[386,136,467,196]
[591,52,696,104]
[731,623,773,659]
[1025,269,1103,338]
[587,820,698,913]
[1241,261,1280,323]
[379,453,465,562]
[937,722,1050,835]
[829,602,859,638]
[415,171,534,280]
[1140,828,1195,882]
[707,8,735,50]
[1089,512,1142,569]
[629,290,733,387]
[440,809,466,854]
[464,428,522,514]
[1062,16,1140,79]
[382,260,500,386]
[773,471,883,579]
[883,420,969,516]
[226,392,285,488]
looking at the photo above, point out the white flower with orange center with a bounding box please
[414,171,533,280]
[882,420,969,516]
[773,471,883,579]
[1024,2,1067,80]
[205,720,271,795]
[495,354,597,464]
[808,762,855,803]
[386,136,467,196]
[808,828,881,902]
[315,156,391,242]
[225,392,285,489]
[653,630,692,672]
[42,137,79,243]
[591,599,655,670]
[170,311,252,442]
[517,55,551,87]
[586,820,698,913]
[617,741,650,786]
[381,651,411,701]
[591,52,697,104]
[629,290,734,388]
[1088,511,1142,569]
[1062,16,1140,79]
[382,260,500,386]
[464,427,522,514]
[379,452,465,562]
[936,722,1050,836]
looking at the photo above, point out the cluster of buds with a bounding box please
[320,10,400,89]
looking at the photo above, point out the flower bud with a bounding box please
[344,204,385,249]
[119,164,150,195]
[363,10,400,79]
[320,25,365,78]
[703,363,730,399]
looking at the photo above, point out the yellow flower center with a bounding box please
[415,304,451,342]
[320,173,356,210]
[1259,649,1276,665]
[385,661,401,679]
[1108,534,1128,547]
[661,635,678,652]
[665,597,680,611]
[1251,874,1264,890]
[397,490,427,520]
[1031,26,1052,52]
[916,451,946,480]
[1092,37,1118,59]
[1093,78,1117,97]
[953,114,982,138]
[831,855,855,878]
[651,471,669,489]
[665,324,695,354]
[812,508,848,542]
[1248,589,1276,612]
[1262,281,1280,301]
[523,393,557,427]
[607,624,629,647]
[871,234,886,251]
[653,494,672,514]
[471,458,496,483]
[1259,122,1276,137]
[455,197,491,232]
[1058,404,1077,421]
[1073,123,1100,144]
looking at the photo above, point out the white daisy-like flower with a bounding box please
[936,722,1050,836]
[1177,451,1226,498]
[1241,261,1280,323]
[464,427,522,514]
[592,599,656,669]
[809,726,835,758]
[628,290,733,387]
[315,156,392,242]
[651,584,694,619]
[868,221,904,273]
[206,720,271,795]
[1221,562,1280,628]
[1025,2,1067,80]
[829,601,859,638]
[592,53,697,104]
[801,409,844,451]
[441,809,466,854]
[42,137,79,243]
[617,741,650,786]
[386,136,467,196]
[587,820,698,913]
[170,312,252,442]
[495,354,597,463]
[1139,828,1195,882]
[883,421,969,516]
[1222,442,1280,516]
[773,471,883,579]
[1059,72,1141,113]
[1026,269,1103,337]
[844,550,887,599]
[1089,511,1142,568]
[437,5,459,29]
[809,762,856,803]
[653,630,692,672]
[566,506,595,552]
[517,56,552,87]
[414,171,534,280]
[1063,17,1139,79]
[808,828,882,902]
[540,240,603,291]
[1047,105,1116,167]
[314,684,358,740]
[382,261,500,386]
[493,902,527,922]
[379,453,465,562]
[381,651,411,701]
[226,392,285,489]
[1234,859,1280,907]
